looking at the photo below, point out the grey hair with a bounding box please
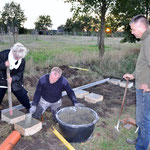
[129,15,149,28]
[51,67,62,76]
[10,43,29,58]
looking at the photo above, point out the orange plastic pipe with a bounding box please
[0,130,21,150]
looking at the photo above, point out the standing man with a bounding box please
[30,67,84,121]
[123,15,150,150]
[0,43,31,112]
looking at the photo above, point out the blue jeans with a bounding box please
[136,89,150,150]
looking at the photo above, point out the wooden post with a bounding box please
[6,67,13,116]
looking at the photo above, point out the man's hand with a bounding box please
[7,77,12,84]
[123,73,134,80]
[140,84,150,92]
[74,103,85,107]
[29,105,36,114]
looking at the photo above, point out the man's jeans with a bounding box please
[136,89,150,150]
[32,97,62,119]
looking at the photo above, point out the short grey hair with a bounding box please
[11,43,29,58]
[129,15,149,28]
[51,67,62,76]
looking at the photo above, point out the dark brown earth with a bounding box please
[0,65,136,150]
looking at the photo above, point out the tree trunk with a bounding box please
[7,26,13,44]
[0,27,4,43]
[145,0,149,19]
[98,2,106,58]
[13,26,18,44]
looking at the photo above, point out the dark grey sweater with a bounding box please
[32,74,78,106]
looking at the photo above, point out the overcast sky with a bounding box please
[0,0,73,29]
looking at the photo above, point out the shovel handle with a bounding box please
[118,78,129,119]
[7,67,13,116]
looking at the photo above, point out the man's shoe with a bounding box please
[126,138,136,145]
[26,109,30,114]
[52,110,58,123]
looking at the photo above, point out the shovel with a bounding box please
[6,67,13,116]
[114,78,129,131]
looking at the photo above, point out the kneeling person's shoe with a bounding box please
[126,138,136,145]
[52,110,58,123]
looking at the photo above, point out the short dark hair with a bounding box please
[129,15,149,27]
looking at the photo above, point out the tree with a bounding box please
[57,25,65,34]
[1,1,26,43]
[34,15,52,32]
[64,18,74,32]
[140,0,150,18]
[65,0,114,57]
[112,0,150,43]
[105,14,119,33]
[0,15,4,42]
[64,15,99,36]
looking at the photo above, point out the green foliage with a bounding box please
[1,1,26,31]
[105,14,120,32]
[112,0,150,43]
[65,15,100,33]
[19,27,28,34]
[34,15,52,31]
[120,51,138,74]
[64,18,74,32]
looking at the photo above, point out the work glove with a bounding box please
[29,105,36,114]
[74,103,85,107]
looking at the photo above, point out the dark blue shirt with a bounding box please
[32,74,78,105]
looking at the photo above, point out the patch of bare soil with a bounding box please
[0,66,136,150]
[24,65,93,89]
[61,82,136,118]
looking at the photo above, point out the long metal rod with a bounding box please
[6,67,13,116]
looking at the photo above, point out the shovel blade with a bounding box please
[114,120,120,132]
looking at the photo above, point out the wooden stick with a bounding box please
[6,67,13,116]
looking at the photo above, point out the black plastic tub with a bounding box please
[55,106,99,143]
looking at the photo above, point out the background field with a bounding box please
[0,35,142,149]
[0,34,140,78]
